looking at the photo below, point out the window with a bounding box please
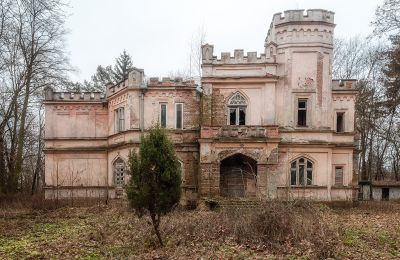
[228,92,247,125]
[290,157,313,186]
[335,166,344,186]
[175,103,183,129]
[336,112,344,133]
[297,99,307,126]
[179,160,184,184]
[160,103,167,128]
[115,107,125,133]
[114,158,125,187]
[382,188,389,200]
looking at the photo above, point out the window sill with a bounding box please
[331,185,353,189]
[278,185,327,189]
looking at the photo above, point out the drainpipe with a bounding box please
[139,83,147,135]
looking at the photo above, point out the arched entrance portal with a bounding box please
[220,154,257,198]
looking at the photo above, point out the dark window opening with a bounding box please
[229,108,236,125]
[176,103,183,129]
[228,92,247,126]
[382,188,389,200]
[229,107,246,125]
[335,166,343,186]
[160,104,167,128]
[297,100,307,126]
[239,108,246,125]
[336,112,344,132]
[290,157,313,186]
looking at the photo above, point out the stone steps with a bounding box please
[205,198,262,209]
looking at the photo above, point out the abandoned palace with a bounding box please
[43,9,359,203]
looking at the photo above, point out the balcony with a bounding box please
[201,125,279,140]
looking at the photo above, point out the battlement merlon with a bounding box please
[201,44,276,65]
[265,9,335,48]
[332,79,358,92]
[44,87,106,102]
[273,9,334,26]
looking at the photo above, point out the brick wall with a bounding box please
[211,89,226,126]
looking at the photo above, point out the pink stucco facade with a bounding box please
[44,9,358,202]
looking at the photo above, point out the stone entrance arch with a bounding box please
[220,153,258,198]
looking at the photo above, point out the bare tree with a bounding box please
[372,0,400,37]
[0,0,70,194]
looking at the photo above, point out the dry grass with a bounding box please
[0,198,399,259]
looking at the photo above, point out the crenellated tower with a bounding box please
[266,9,335,129]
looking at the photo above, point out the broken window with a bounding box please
[115,107,125,133]
[297,99,307,127]
[160,103,167,128]
[114,158,125,187]
[335,166,344,186]
[290,157,313,186]
[228,92,247,125]
[336,112,344,132]
[175,103,183,129]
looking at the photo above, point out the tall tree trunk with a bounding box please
[12,83,30,192]
[150,212,163,247]
[0,133,6,193]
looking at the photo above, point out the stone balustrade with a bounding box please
[201,126,279,139]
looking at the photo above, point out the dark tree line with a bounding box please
[71,50,135,92]
[0,0,70,194]
[333,0,400,181]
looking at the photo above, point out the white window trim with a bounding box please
[290,157,313,186]
[227,106,247,126]
[175,103,184,129]
[160,103,167,128]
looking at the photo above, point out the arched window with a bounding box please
[290,157,313,186]
[114,158,125,187]
[228,92,247,125]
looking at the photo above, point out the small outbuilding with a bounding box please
[359,180,400,201]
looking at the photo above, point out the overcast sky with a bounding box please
[66,0,382,82]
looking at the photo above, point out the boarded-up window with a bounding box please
[335,166,343,186]
[114,158,125,187]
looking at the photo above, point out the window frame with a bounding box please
[160,103,167,128]
[113,158,126,187]
[334,165,344,186]
[175,103,183,129]
[336,112,345,133]
[227,92,247,126]
[297,99,308,127]
[115,107,125,133]
[290,157,313,186]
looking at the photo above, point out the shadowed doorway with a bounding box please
[220,154,257,198]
